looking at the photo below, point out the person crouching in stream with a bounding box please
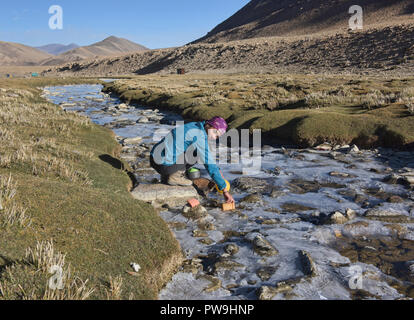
[150,116,235,204]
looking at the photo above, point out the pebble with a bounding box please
[329,211,348,224]
[224,244,240,256]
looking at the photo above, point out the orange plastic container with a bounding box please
[187,198,200,208]
[222,202,236,211]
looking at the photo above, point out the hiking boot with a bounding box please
[167,171,193,186]
[160,175,169,184]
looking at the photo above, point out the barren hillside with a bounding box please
[43,23,414,77]
[192,0,414,43]
[0,41,52,66]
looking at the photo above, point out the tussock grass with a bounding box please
[1,240,94,300]
[0,78,183,300]
[105,275,123,300]
[0,174,31,228]
[25,240,66,272]
[104,74,414,148]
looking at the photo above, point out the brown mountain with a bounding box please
[40,36,149,66]
[192,0,414,43]
[42,22,414,77]
[0,41,53,66]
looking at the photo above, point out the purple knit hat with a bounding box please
[206,117,228,135]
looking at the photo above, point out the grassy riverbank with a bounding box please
[103,74,414,148]
[0,78,182,300]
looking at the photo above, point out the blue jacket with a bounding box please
[150,121,227,191]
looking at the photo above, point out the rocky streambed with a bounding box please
[44,84,414,300]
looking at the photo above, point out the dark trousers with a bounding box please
[150,152,198,177]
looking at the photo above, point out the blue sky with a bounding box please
[0,0,249,49]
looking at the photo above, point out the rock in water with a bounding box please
[363,208,412,223]
[182,204,208,220]
[117,103,129,109]
[364,208,405,217]
[122,136,142,145]
[345,208,357,220]
[224,244,239,256]
[131,183,198,207]
[256,266,278,281]
[315,143,332,151]
[214,259,246,272]
[240,193,262,203]
[257,282,293,300]
[246,233,278,256]
[200,275,222,293]
[137,116,149,123]
[328,211,348,224]
[298,250,317,277]
[349,145,360,153]
[232,177,271,194]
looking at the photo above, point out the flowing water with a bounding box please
[44,84,414,300]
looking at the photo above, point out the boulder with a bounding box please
[402,175,414,186]
[345,208,357,220]
[348,145,360,153]
[328,212,348,224]
[122,136,143,145]
[387,195,404,203]
[131,183,198,207]
[224,244,239,256]
[137,116,149,124]
[240,193,262,203]
[256,266,278,281]
[298,250,317,277]
[193,230,208,238]
[246,233,278,257]
[364,208,405,217]
[182,204,208,220]
[329,171,355,178]
[363,208,412,223]
[257,282,293,300]
[232,177,271,194]
[214,259,246,272]
[314,143,332,151]
[200,275,222,293]
[117,103,129,109]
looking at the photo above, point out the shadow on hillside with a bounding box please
[134,52,176,75]
[261,116,307,148]
[99,154,138,188]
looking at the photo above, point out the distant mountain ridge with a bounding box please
[0,41,52,66]
[39,36,149,66]
[36,43,80,56]
[192,0,414,43]
[0,36,148,66]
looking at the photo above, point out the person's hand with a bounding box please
[223,191,235,204]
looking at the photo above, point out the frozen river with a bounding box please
[44,84,414,300]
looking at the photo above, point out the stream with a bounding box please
[43,83,414,300]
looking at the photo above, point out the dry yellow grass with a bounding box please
[0,87,93,185]
[0,240,95,300]
[0,174,31,228]
[0,78,183,300]
[106,275,123,300]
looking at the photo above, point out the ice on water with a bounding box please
[44,84,413,300]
